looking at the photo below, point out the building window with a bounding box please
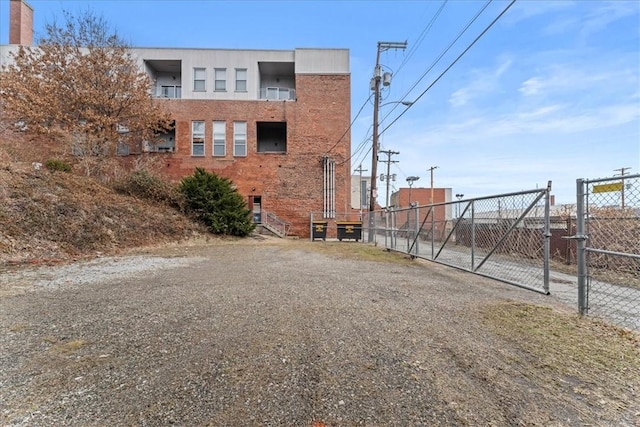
[257,122,286,153]
[192,121,205,156]
[161,85,181,98]
[235,68,247,92]
[233,121,247,157]
[213,121,226,156]
[214,68,226,91]
[193,68,206,91]
[262,87,294,100]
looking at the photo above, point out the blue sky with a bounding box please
[1,0,638,205]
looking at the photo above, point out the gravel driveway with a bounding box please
[0,238,637,426]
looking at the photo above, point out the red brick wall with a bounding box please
[395,187,448,209]
[9,0,33,45]
[154,74,351,237]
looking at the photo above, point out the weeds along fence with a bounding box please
[362,183,552,294]
[576,174,640,330]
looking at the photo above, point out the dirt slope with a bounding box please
[0,163,204,265]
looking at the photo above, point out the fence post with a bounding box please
[543,181,551,294]
[430,204,435,259]
[368,211,375,243]
[471,200,476,271]
[576,178,588,315]
[385,209,389,249]
[393,209,397,250]
[414,205,420,256]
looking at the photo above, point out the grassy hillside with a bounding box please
[0,161,205,265]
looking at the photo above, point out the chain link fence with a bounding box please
[577,174,640,330]
[362,184,552,294]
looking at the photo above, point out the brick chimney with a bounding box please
[9,0,34,45]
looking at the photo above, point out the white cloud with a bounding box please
[541,16,581,36]
[448,57,513,107]
[504,1,576,25]
[518,63,638,100]
[482,103,637,137]
[580,2,640,38]
[518,77,544,96]
[393,100,639,151]
[495,58,513,77]
[449,88,471,108]
[505,1,639,41]
[516,104,566,120]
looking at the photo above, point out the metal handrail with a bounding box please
[262,211,290,237]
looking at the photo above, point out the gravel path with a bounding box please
[0,238,635,426]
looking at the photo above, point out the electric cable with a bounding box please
[395,0,449,76]
[322,93,373,156]
[379,0,516,137]
[380,0,494,126]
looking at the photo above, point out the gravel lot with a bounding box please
[1,237,638,426]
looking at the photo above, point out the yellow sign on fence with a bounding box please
[593,182,623,193]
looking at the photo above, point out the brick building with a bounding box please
[390,187,453,239]
[1,0,351,238]
[391,187,452,210]
[137,47,351,238]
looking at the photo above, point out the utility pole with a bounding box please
[354,164,368,219]
[368,40,407,242]
[379,149,399,209]
[427,166,439,204]
[614,167,631,209]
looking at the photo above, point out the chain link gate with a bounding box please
[576,174,640,330]
[363,183,552,294]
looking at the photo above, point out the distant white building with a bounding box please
[351,173,372,211]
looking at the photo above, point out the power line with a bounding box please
[338,1,512,174]
[322,93,373,156]
[342,2,452,168]
[379,0,516,138]
[379,0,494,126]
[347,0,493,170]
[395,0,449,76]
[338,132,372,166]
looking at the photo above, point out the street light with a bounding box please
[406,176,420,207]
[455,193,464,218]
[379,100,414,108]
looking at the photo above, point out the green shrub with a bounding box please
[45,158,72,173]
[179,168,255,236]
[114,169,182,208]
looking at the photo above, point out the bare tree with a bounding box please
[0,8,172,175]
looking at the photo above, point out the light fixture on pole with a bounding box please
[368,40,408,243]
[406,176,420,207]
[455,193,464,217]
[379,100,414,108]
